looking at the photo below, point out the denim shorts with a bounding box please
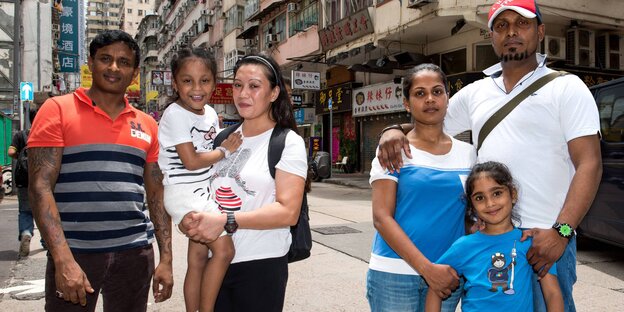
[366,269,463,312]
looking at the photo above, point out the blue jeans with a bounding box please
[17,187,34,240]
[532,236,577,312]
[367,269,462,312]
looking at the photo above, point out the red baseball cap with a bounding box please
[488,0,543,29]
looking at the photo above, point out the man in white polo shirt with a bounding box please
[377,1,602,311]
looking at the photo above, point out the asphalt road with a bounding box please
[0,196,19,283]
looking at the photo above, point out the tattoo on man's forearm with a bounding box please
[29,147,62,191]
[150,163,164,183]
[148,192,172,254]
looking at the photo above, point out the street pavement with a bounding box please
[1,174,623,311]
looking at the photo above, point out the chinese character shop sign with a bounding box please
[318,9,374,52]
[58,0,79,73]
[316,84,353,115]
[291,70,321,90]
[209,83,234,104]
[352,82,404,117]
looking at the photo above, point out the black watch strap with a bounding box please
[552,222,575,239]
[224,212,238,236]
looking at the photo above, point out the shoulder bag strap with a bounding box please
[476,71,568,152]
[213,122,242,148]
[268,126,288,179]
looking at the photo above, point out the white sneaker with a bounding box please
[19,233,32,258]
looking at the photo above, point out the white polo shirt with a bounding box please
[445,54,600,229]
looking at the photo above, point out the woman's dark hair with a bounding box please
[234,53,297,130]
[465,161,521,227]
[89,30,140,69]
[402,63,448,99]
[167,47,218,106]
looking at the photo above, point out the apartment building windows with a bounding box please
[128,8,132,14]
[327,0,340,25]
[325,0,372,25]
[224,6,244,35]
[138,9,143,16]
[288,0,318,37]
[263,14,286,49]
[224,50,246,77]
[343,0,373,16]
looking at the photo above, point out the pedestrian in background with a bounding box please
[181,54,308,312]
[377,1,602,311]
[7,107,38,258]
[28,30,173,311]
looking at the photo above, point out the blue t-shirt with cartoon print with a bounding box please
[436,228,557,312]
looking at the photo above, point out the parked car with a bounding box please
[577,77,624,248]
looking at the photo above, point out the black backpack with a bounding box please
[214,123,312,263]
[14,130,29,188]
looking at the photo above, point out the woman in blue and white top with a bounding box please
[367,63,476,312]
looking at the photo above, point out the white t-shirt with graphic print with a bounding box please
[158,102,220,186]
[207,127,307,264]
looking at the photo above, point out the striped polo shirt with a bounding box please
[28,87,159,253]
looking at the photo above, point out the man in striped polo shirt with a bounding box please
[28,30,173,311]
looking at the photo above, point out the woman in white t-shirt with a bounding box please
[181,53,307,312]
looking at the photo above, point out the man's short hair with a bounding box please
[89,30,141,69]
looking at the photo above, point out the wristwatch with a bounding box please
[552,222,575,239]
[223,212,238,236]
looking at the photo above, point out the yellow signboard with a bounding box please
[80,65,92,88]
[81,64,141,99]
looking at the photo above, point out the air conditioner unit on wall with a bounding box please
[566,29,595,67]
[596,33,623,70]
[407,0,437,9]
[287,3,299,13]
[542,36,566,60]
[266,34,275,43]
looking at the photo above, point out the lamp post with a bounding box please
[328,98,332,179]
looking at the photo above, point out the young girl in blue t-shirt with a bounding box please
[426,161,563,312]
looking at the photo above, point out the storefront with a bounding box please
[210,83,239,127]
[317,82,359,170]
[353,80,410,172]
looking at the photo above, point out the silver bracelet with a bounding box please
[216,146,230,158]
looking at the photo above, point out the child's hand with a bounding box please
[221,132,243,153]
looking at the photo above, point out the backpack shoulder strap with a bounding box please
[213,122,242,148]
[268,126,289,179]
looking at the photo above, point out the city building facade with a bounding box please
[122,0,157,38]
[138,0,624,172]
